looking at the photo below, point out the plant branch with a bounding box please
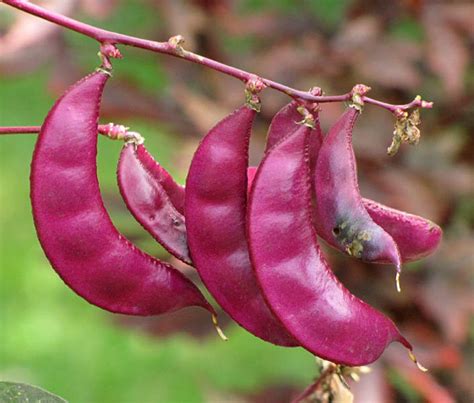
[0,126,41,134]
[0,124,130,139]
[1,0,433,113]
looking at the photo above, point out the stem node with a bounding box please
[168,35,186,56]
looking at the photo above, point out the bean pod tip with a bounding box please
[396,272,401,293]
[95,66,113,77]
[212,314,229,341]
[408,350,428,372]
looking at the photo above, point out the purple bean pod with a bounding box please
[118,144,191,265]
[266,102,441,264]
[247,123,413,365]
[247,166,258,193]
[313,108,403,289]
[185,105,298,346]
[31,71,214,316]
[249,170,442,265]
[132,144,186,215]
[264,100,303,153]
[131,100,440,268]
[363,198,442,263]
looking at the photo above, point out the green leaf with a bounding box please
[307,0,350,29]
[0,382,67,403]
[389,17,424,42]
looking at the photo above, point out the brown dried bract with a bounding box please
[387,107,422,156]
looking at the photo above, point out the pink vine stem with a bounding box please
[1,0,432,113]
[0,125,129,139]
[0,126,42,135]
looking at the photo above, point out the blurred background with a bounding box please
[0,1,472,402]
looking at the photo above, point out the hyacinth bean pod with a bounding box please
[265,103,441,264]
[246,166,258,193]
[131,144,186,215]
[248,175,441,265]
[118,144,191,264]
[264,100,303,152]
[247,123,412,365]
[185,105,298,346]
[265,101,324,171]
[31,71,214,317]
[314,107,403,289]
[126,100,440,266]
[363,199,442,263]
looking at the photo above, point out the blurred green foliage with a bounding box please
[240,0,350,28]
[389,17,425,42]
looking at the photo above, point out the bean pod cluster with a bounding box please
[30,69,442,368]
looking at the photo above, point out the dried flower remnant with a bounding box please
[244,76,266,112]
[350,84,372,112]
[293,359,372,403]
[388,103,423,156]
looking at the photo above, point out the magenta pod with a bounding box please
[30,71,214,317]
[248,172,442,264]
[185,105,298,346]
[265,101,323,174]
[247,123,413,366]
[247,166,257,194]
[129,100,440,266]
[313,107,403,289]
[265,102,441,264]
[363,199,442,263]
[118,144,191,265]
[130,144,186,215]
[264,100,303,152]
